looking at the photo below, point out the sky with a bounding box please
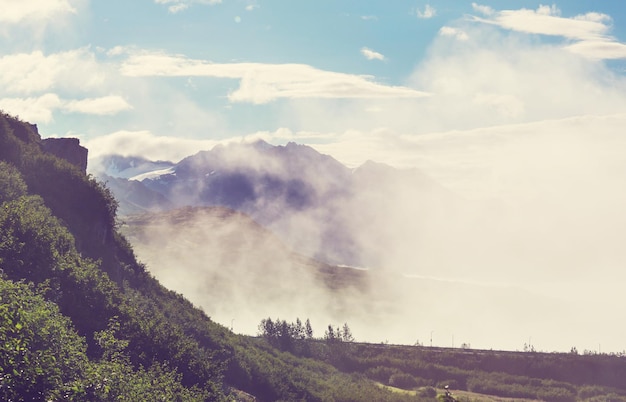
[3,0,626,352]
[2,0,626,197]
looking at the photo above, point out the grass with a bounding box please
[375,383,541,402]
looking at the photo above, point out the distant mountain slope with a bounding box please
[91,154,175,180]
[96,140,458,268]
[100,173,173,215]
[121,206,370,331]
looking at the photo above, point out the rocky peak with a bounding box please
[41,138,88,173]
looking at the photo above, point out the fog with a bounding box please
[116,117,626,354]
[95,18,626,354]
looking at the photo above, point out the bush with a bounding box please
[0,161,27,204]
[389,372,417,389]
[418,386,437,398]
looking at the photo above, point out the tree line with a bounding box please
[258,317,354,353]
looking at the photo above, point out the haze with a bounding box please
[2,1,626,353]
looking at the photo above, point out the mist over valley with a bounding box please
[96,140,611,352]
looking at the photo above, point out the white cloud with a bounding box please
[360,47,385,61]
[154,0,221,13]
[564,40,626,60]
[168,3,189,13]
[0,94,132,123]
[361,15,378,21]
[439,26,469,41]
[0,0,76,24]
[471,4,626,60]
[471,3,494,16]
[0,94,62,123]
[472,92,524,118]
[416,4,436,19]
[86,130,224,162]
[245,4,259,12]
[63,96,133,115]
[0,49,105,95]
[279,22,626,184]
[119,51,429,103]
[473,5,608,40]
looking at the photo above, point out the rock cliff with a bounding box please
[42,137,88,173]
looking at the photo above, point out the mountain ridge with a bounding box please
[95,139,456,268]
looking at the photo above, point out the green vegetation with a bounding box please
[0,112,430,401]
[1,110,626,401]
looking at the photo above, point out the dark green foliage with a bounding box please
[0,279,87,401]
[0,162,27,204]
[0,278,212,401]
[389,372,418,389]
[0,116,227,399]
[0,196,74,279]
[417,387,437,398]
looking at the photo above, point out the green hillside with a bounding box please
[1,111,626,402]
[0,113,431,401]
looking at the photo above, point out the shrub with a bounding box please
[389,372,417,389]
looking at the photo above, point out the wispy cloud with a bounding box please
[0,0,76,24]
[360,47,385,61]
[0,94,132,123]
[471,4,626,59]
[416,4,436,19]
[119,51,428,103]
[361,15,378,21]
[85,130,224,162]
[471,3,494,17]
[439,26,469,41]
[154,0,221,13]
[63,96,133,115]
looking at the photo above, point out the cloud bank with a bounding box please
[119,51,428,103]
[471,3,626,59]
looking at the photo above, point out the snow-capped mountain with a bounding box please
[95,140,457,268]
[90,154,176,180]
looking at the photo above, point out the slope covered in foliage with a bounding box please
[0,112,430,401]
[3,112,626,402]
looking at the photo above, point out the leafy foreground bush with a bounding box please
[0,278,209,401]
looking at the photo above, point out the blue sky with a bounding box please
[3,1,626,188]
[4,1,626,351]
[3,2,626,168]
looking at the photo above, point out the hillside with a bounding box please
[0,112,432,401]
[2,112,626,402]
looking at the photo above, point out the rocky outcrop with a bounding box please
[42,138,88,173]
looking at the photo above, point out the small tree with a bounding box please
[305,318,313,340]
[258,317,276,342]
[294,318,305,340]
[324,325,336,343]
[341,323,354,342]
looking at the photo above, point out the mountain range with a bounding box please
[93,140,455,268]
